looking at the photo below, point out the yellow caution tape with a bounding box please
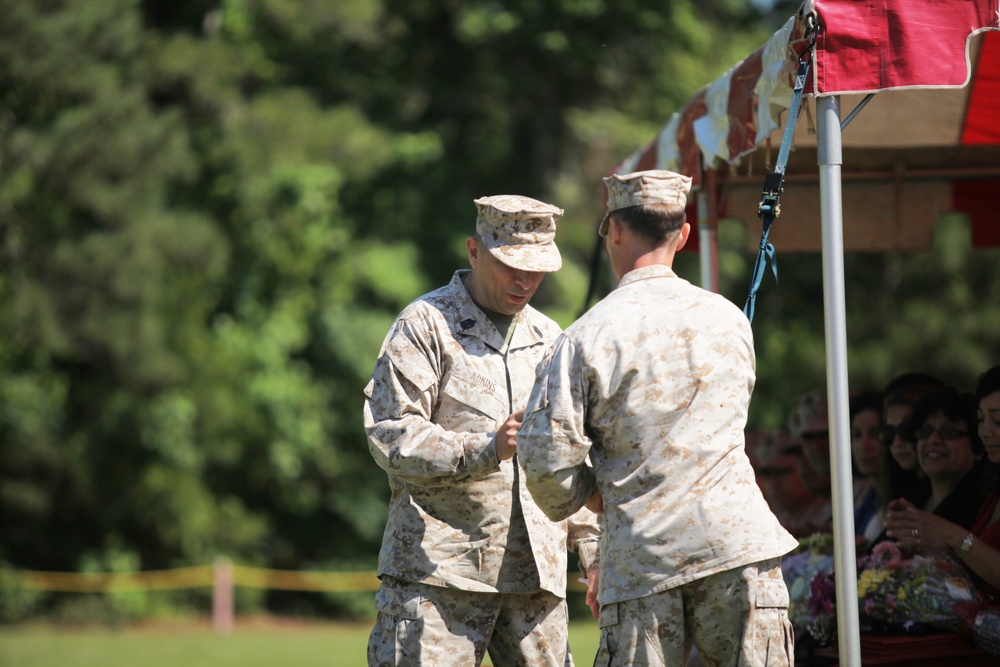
[6,566,586,594]
[230,566,380,592]
[13,566,214,592]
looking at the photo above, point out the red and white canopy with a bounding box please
[612,0,1000,251]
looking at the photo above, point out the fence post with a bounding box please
[212,556,234,634]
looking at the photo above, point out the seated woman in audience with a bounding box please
[885,366,1000,598]
[877,373,944,511]
[850,390,885,544]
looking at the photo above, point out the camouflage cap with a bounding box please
[787,389,829,440]
[600,169,692,235]
[474,195,563,272]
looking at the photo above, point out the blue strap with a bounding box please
[743,45,814,323]
[743,220,779,323]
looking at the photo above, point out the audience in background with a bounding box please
[765,368,1000,658]
[869,388,987,552]
[849,390,884,544]
[884,365,1000,599]
[751,376,994,548]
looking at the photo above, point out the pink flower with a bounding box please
[869,541,903,569]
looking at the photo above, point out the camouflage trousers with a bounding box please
[368,576,573,667]
[594,558,793,667]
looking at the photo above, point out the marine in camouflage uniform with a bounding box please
[364,195,601,667]
[518,171,798,667]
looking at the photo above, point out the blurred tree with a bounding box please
[0,0,441,609]
[0,0,236,572]
[237,0,769,285]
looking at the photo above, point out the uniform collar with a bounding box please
[449,270,546,352]
[616,263,678,289]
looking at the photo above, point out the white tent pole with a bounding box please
[817,94,861,667]
[697,169,720,293]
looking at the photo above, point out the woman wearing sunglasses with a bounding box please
[876,373,945,515]
[884,367,1000,598]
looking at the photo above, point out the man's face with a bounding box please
[466,238,545,315]
[759,458,810,508]
[798,419,831,477]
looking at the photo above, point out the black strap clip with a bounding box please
[757,171,785,221]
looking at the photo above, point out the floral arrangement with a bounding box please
[805,566,837,645]
[781,533,835,640]
[790,540,987,646]
[855,542,979,634]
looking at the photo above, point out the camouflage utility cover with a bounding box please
[518,264,797,606]
[474,194,563,273]
[364,271,600,596]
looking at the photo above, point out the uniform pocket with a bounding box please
[747,567,794,667]
[370,580,424,667]
[440,369,508,425]
[374,579,422,620]
[755,577,790,609]
[385,335,437,393]
[433,537,489,580]
[598,602,619,629]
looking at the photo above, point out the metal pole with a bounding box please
[697,170,720,293]
[213,556,234,634]
[817,95,861,667]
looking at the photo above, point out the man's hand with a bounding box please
[495,409,524,461]
[585,568,600,619]
[585,488,604,515]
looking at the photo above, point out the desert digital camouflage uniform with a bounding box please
[364,270,601,666]
[519,264,798,667]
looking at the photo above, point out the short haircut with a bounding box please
[610,202,687,246]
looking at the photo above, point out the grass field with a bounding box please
[0,617,602,667]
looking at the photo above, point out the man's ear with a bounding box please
[466,236,479,267]
[674,222,692,252]
[608,217,622,245]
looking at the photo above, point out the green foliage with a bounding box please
[0,564,45,622]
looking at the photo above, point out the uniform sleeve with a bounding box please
[364,318,499,483]
[518,335,597,521]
